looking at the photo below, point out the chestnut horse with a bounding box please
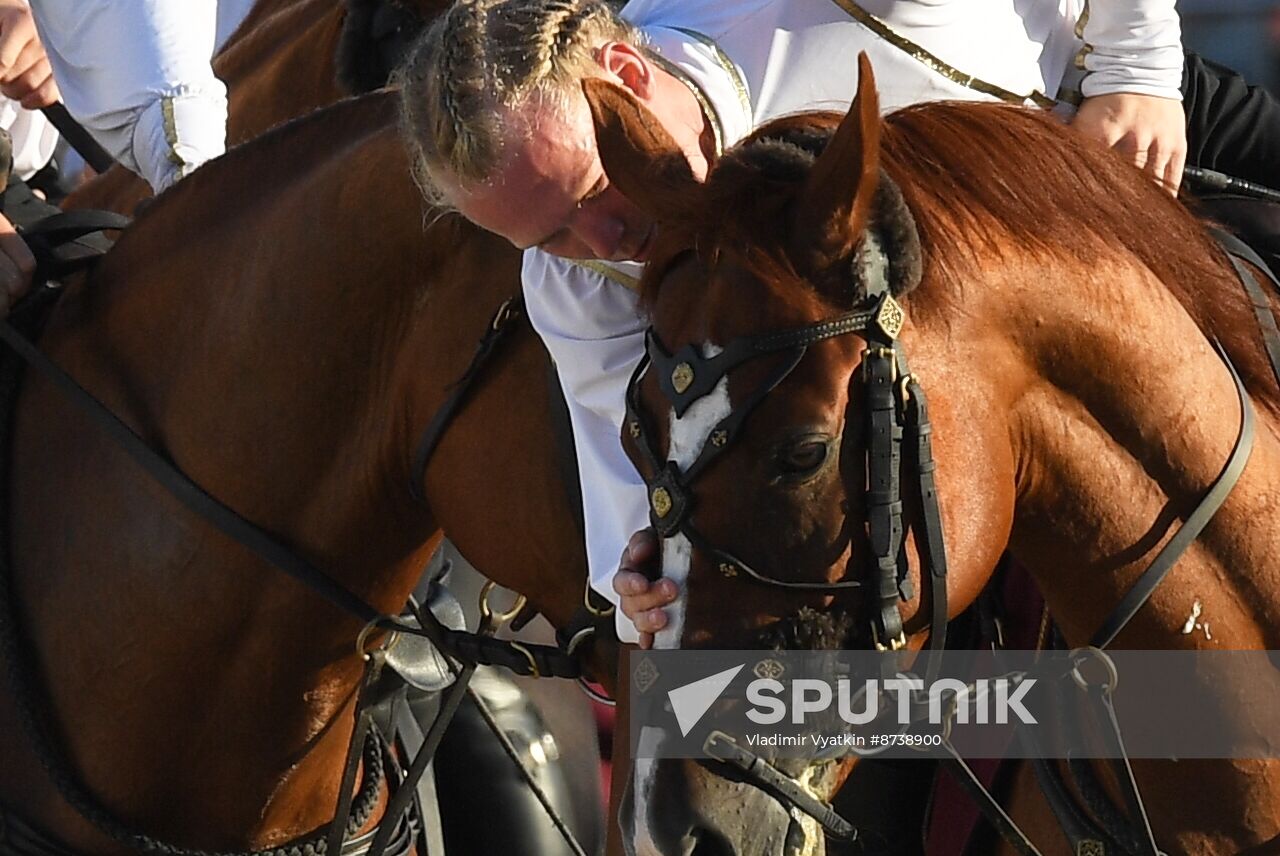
[584,59,1280,856]
[0,88,611,851]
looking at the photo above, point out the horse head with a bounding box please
[585,56,1017,856]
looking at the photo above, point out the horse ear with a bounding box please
[582,77,700,224]
[794,53,882,266]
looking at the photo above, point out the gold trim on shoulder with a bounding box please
[647,27,751,158]
[671,27,752,129]
[570,259,641,292]
[649,52,728,158]
[826,0,1059,110]
[160,97,184,166]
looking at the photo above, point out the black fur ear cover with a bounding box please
[873,170,923,297]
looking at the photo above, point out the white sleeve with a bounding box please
[0,98,58,180]
[29,0,227,192]
[522,250,651,644]
[1078,0,1184,100]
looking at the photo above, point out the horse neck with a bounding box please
[973,244,1280,649]
[215,0,347,146]
[63,93,450,615]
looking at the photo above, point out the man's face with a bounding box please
[438,95,658,262]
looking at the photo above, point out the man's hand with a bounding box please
[613,528,679,649]
[0,0,58,109]
[1071,92,1187,194]
[0,212,34,316]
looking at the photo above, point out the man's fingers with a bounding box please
[18,74,58,110]
[0,225,34,277]
[631,607,669,634]
[0,10,35,73]
[638,631,655,650]
[614,569,678,599]
[1165,146,1187,194]
[614,570,644,597]
[3,57,52,103]
[619,587,676,619]
[625,528,659,563]
[1,38,42,84]
[1121,133,1150,172]
[0,221,35,308]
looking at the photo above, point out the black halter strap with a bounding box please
[626,263,950,653]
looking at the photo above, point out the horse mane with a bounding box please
[646,101,1254,361]
[875,102,1233,322]
[336,0,434,94]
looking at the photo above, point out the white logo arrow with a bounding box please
[668,664,744,736]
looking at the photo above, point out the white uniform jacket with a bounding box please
[29,0,230,192]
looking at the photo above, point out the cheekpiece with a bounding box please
[647,461,693,537]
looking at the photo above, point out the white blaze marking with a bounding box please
[654,344,731,652]
[633,726,667,856]
[633,344,732,853]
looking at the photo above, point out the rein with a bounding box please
[0,270,604,853]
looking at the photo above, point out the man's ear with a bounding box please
[598,41,655,102]
[583,77,701,225]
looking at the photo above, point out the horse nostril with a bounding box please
[783,816,808,856]
[688,826,735,856]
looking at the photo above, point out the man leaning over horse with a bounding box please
[395,0,1280,652]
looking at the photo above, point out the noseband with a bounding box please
[624,251,950,658]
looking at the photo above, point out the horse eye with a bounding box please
[777,437,830,476]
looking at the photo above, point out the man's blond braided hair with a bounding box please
[396,0,642,206]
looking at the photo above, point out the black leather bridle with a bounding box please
[623,252,950,662]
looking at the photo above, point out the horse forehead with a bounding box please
[667,344,731,466]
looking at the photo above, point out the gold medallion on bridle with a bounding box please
[672,362,695,394]
[651,486,673,518]
[874,295,906,339]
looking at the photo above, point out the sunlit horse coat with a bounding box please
[521,0,1185,643]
